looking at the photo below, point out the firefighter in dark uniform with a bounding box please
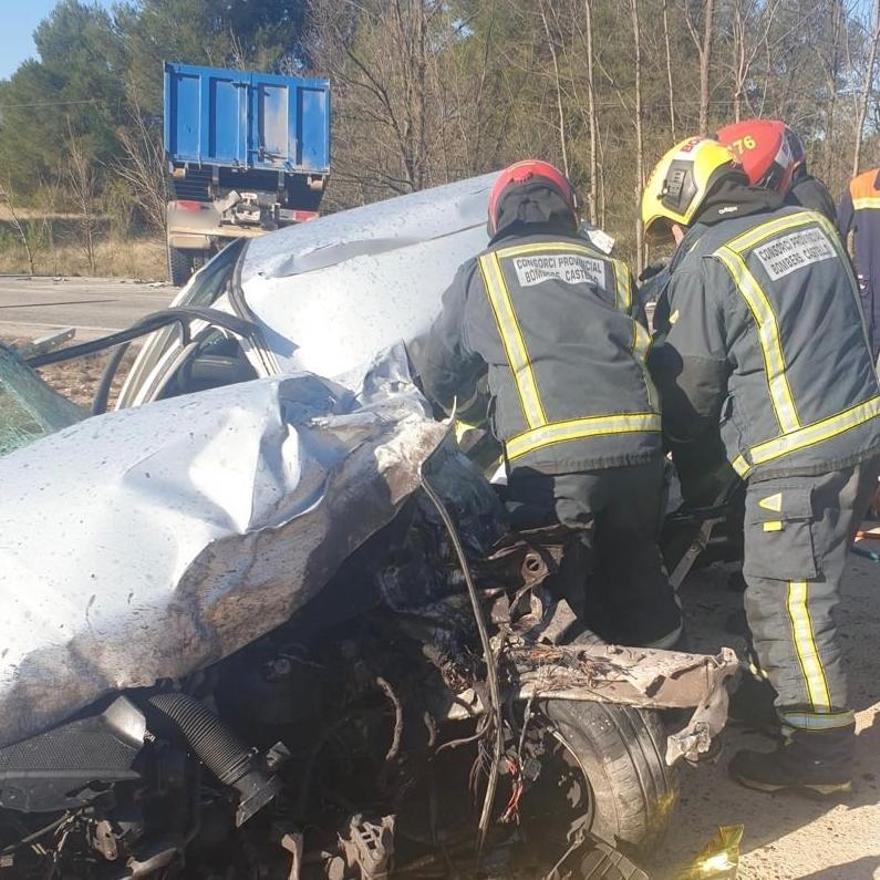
[643,137,880,794]
[412,160,682,649]
[838,167,880,362]
[784,127,838,224]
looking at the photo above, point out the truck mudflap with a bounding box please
[167,232,213,251]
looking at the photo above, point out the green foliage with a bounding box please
[0,1,127,195]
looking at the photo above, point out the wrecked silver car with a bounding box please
[0,177,738,879]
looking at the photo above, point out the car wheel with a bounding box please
[541,699,677,852]
[524,626,677,857]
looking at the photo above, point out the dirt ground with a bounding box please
[646,550,880,880]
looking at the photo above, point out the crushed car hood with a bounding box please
[0,352,447,747]
[239,173,496,383]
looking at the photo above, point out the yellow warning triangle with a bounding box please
[758,492,783,512]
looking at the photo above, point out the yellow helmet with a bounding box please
[642,137,741,244]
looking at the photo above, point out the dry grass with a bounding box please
[0,205,88,222]
[0,236,166,280]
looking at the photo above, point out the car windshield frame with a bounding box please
[116,238,249,409]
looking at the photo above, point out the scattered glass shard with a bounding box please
[677,825,744,879]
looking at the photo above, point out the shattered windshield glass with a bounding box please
[0,346,85,457]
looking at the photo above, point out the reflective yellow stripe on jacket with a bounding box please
[479,252,547,429]
[506,413,661,460]
[478,247,658,460]
[852,196,880,211]
[750,395,880,465]
[612,259,633,314]
[715,246,800,433]
[633,320,658,410]
[715,211,880,476]
[732,211,875,362]
[723,211,818,253]
[732,395,880,477]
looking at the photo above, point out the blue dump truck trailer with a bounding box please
[164,62,331,285]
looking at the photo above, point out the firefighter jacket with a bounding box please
[650,204,880,482]
[837,168,880,360]
[414,226,661,474]
[787,173,836,225]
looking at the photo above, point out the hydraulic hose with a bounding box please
[144,692,280,826]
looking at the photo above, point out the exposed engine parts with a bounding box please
[328,815,395,880]
[0,468,735,879]
[143,693,282,827]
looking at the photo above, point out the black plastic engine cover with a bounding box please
[0,696,145,812]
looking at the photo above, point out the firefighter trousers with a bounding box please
[506,460,682,647]
[742,458,880,731]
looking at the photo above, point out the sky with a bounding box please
[0,0,114,80]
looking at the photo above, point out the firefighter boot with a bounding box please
[729,724,855,796]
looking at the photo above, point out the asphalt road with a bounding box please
[0,275,176,341]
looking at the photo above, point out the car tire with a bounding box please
[541,699,677,853]
[535,626,677,854]
[167,246,194,286]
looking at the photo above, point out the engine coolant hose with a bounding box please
[144,692,281,826]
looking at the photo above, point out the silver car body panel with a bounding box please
[0,353,447,747]
[238,174,495,383]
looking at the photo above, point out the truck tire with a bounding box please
[167,246,195,286]
[541,699,677,853]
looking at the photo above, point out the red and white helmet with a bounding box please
[715,119,797,194]
[487,160,578,235]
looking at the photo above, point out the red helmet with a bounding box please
[487,160,577,235]
[715,119,796,194]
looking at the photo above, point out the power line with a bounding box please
[0,98,107,110]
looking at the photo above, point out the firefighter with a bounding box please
[716,119,837,222]
[643,137,880,795]
[411,160,682,648]
[838,167,880,362]
[784,127,839,223]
